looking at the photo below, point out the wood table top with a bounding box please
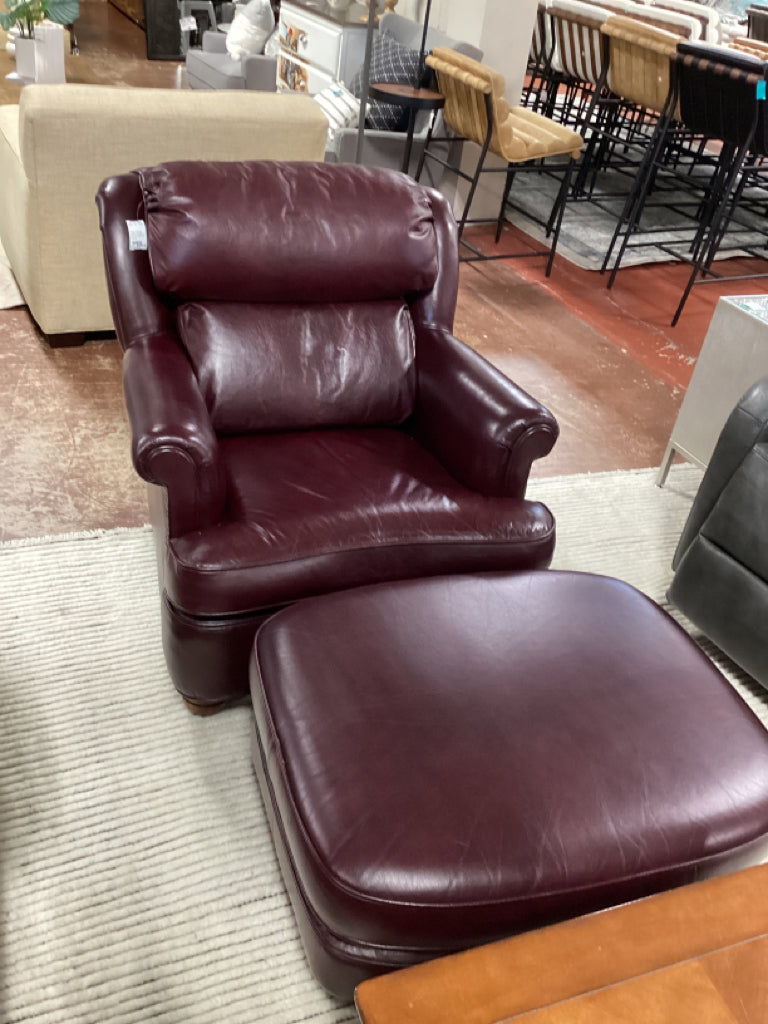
[355,862,768,1024]
[368,82,444,109]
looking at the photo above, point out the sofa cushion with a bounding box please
[226,0,274,57]
[349,33,424,130]
[701,446,768,583]
[175,299,416,434]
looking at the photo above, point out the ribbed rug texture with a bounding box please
[0,238,22,309]
[1,464,767,1023]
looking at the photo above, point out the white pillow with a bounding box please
[263,26,280,57]
[226,0,275,58]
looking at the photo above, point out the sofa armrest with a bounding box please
[201,29,228,52]
[410,325,559,498]
[22,85,328,335]
[672,376,768,570]
[123,336,225,537]
[243,53,278,90]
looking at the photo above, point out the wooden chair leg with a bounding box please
[182,696,227,716]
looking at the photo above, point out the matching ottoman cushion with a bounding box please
[249,571,768,998]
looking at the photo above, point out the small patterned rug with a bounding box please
[505,164,768,273]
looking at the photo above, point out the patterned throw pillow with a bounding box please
[349,33,423,131]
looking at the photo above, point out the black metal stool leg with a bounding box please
[414,120,436,183]
[671,134,754,326]
[457,96,494,244]
[496,164,516,243]
[545,157,575,276]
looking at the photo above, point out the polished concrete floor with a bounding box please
[1,0,767,541]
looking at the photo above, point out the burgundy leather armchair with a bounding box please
[96,161,559,712]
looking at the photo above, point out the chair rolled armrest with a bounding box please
[672,375,768,570]
[410,325,559,497]
[123,336,225,536]
[201,29,227,52]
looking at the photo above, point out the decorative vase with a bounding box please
[13,35,37,81]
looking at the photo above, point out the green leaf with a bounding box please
[46,0,79,23]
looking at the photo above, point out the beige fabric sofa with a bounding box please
[0,84,328,345]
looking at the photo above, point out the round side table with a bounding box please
[368,83,445,175]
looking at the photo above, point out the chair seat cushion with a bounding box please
[185,48,246,89]
[166,428,554,615]
[250,570,768,998]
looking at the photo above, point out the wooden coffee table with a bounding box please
[355,862,768,1023]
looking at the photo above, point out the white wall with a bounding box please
[426,0,538,103]
[417,0,539,218]
[395,0,421,19]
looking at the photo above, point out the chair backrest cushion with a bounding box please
[548,0,612,84]
[427,49,582,162]
[137,161,437,432]
[602,15,679,111]
[176,298,416,433]
[138,161,438,302]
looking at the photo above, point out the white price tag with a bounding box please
[126,220,148,251]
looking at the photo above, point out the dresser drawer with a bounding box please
[279,7,343,79]
[277,51,336,94]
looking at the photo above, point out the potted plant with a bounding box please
[1,0,79,80]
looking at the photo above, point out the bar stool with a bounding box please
[415,48,583,274]
[669,42,768,323]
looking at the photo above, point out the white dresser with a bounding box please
[278,0,370,93]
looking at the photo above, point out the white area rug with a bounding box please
[1,464,767,1023]
[0,237,22,308]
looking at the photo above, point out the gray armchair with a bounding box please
[186,28,277,90]
[327,12,482,176]
[668,375,768,689]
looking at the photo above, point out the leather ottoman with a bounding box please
[249,571,768,1000]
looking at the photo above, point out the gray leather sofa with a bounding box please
[668,375,768,689]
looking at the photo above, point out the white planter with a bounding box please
[34,23,66,83]
[7,24,66,84]
[13,36,36,81]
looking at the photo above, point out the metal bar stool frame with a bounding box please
[414,48,583,276]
